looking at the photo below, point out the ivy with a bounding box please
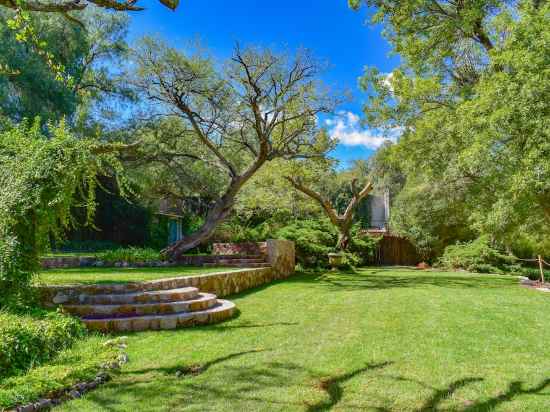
[0,119,127,307]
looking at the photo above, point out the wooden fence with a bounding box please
[363,232,420,266]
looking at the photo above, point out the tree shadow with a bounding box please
[62,352,549,412]
[78,359,311,411]
[416,377,484,411]
[128,349,267,377]
[463,378,550,412]
[306,361,393,411]
[384,374,550,412]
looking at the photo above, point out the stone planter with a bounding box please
[328,252,345,269]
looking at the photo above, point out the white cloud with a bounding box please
[325,111,398,150]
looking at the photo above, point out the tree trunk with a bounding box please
[162,194,236,260]
[162,157,267,260]
[336,231,350,251]
[335,218,353,251]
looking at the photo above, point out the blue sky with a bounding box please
[127,1,399,166]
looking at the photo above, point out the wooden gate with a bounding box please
[363,232,420,266]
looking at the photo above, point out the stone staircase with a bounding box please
[203,254,271,268]
[56,284,236,333]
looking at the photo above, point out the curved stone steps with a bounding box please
[83,299,236,332]
[80,287,199,305]
[62,293,218,319]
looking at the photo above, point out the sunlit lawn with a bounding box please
[37,266,237,285]
[56,268,549,411]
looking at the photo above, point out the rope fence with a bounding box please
[515,255,548,284]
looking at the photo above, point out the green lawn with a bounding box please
[37,266,237,285]
[56,268,549,411]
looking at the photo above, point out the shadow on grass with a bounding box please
[462,378,550,412]
[70,352,549,412]
[77,359,310,411]
[306,361,393,411]
[385,374,550,412]
[128,349,267,377]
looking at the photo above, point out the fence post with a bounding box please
[538,255,545,284]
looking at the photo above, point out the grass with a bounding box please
[52,268,550,411]
[37,266,238,285]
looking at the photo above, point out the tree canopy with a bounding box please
[352,0,550,257]
[0,0,179,14]
[128,39,337,257]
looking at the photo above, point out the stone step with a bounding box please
[62,293,218,319]
[80,287,199,305]
[204,262,271,268]
[83,299,236,332]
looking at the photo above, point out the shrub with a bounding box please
[0,121,128,308]
[275,219,337,267]
[0,335,120,409]
[348,227,380,266]
[519,267,550,281]
[0,311,86,379]
[95,247,161,264]
[438,236,515,273]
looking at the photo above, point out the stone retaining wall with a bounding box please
[41,239,292,269]
[42,255,253,269]
[41,256,96,269]
[40,267,282,306]
[176,254,254,266]
[39,240,295,305]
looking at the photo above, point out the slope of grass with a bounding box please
[55,268,550,411]
[37,266,238,285]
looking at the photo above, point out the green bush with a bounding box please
[0,311,86,379]
[438,236,515,274]
[95,247,161,264]
[519,267,550,281]
[0,335,120,409]
[347,227,380,266]
[275,219,337,267]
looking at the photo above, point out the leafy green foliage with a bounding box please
[0,335,120,409]
[0,120,126,308]
[520,267,550,282]
[355,1,550,258]
[0,9,83,121]
[275,219,337,266]
[273,219,379,267]
[0,8,131,124]
[438,236,515,274]
[0,311,86,380]
[347,227,380,265]
[95,247,160,264]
